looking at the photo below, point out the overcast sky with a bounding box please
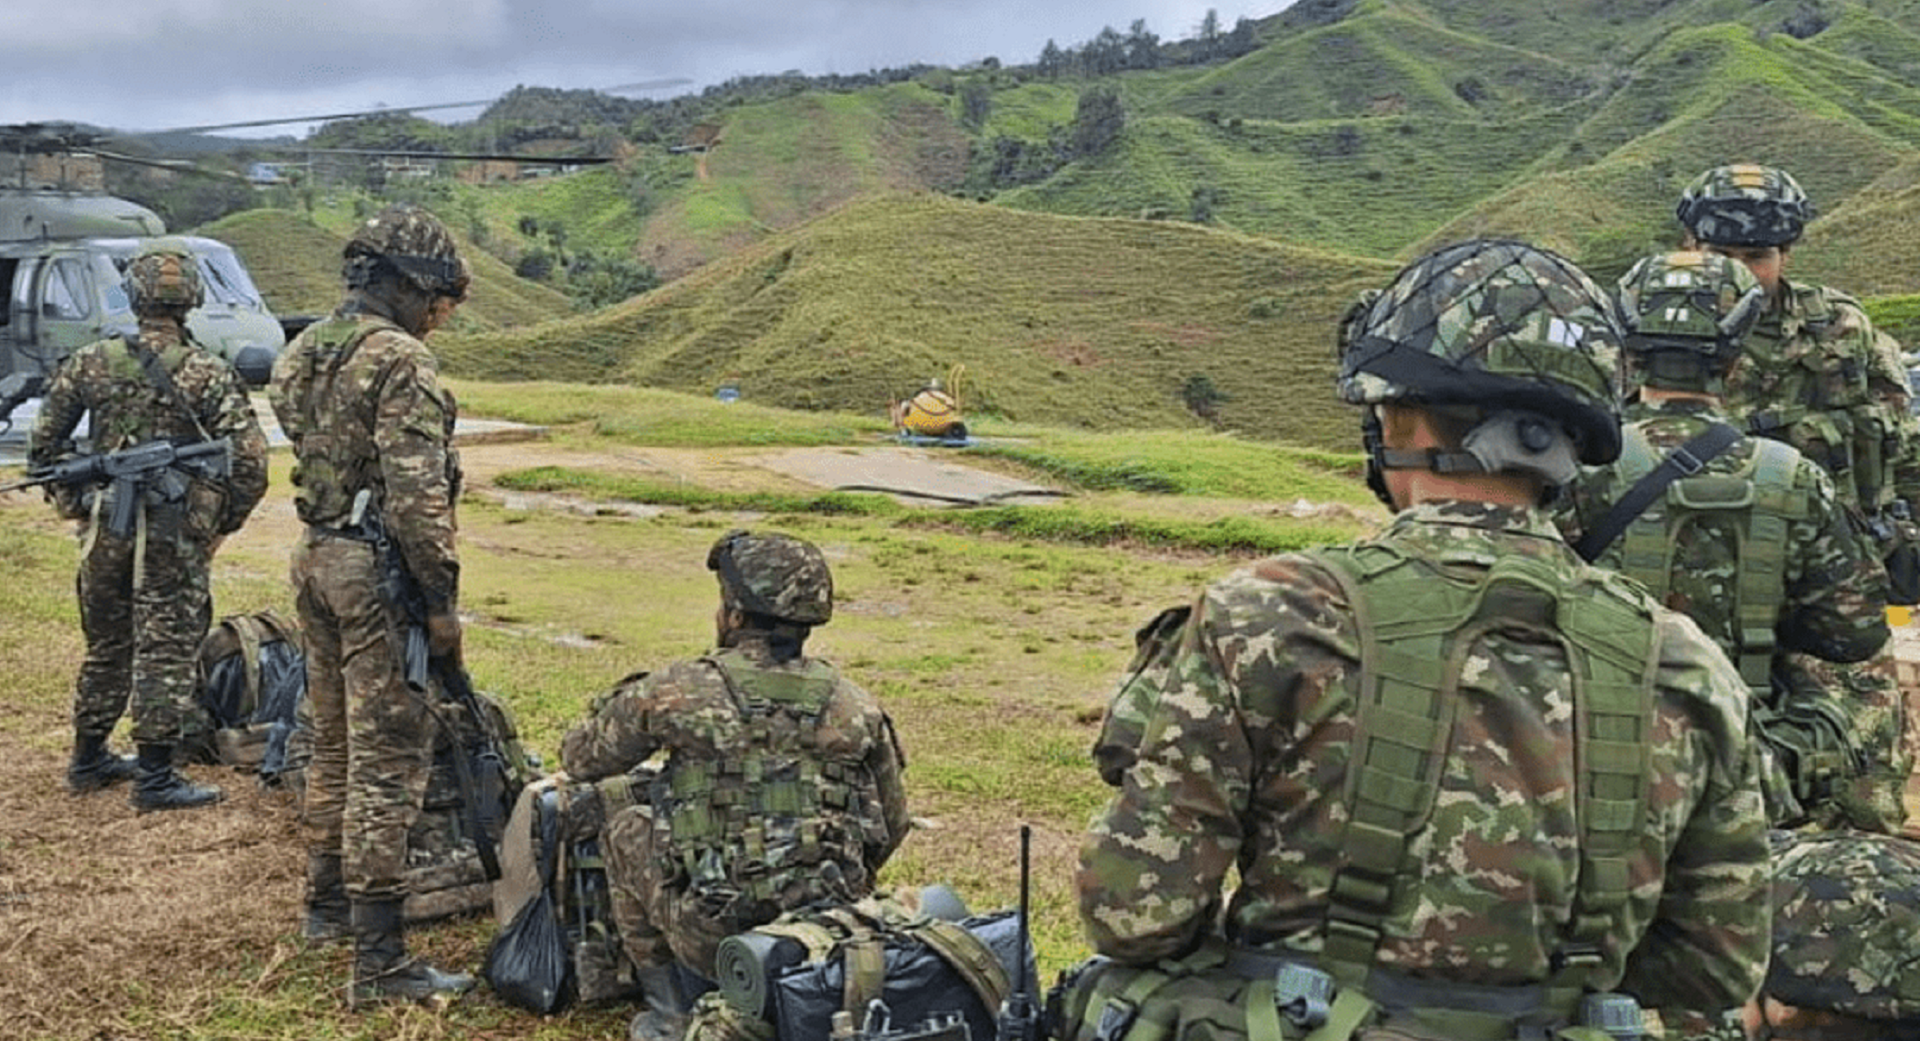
[1,1,1285,138]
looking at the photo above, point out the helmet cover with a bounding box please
[707,529,834,626]
[1339,238,1624,464]
[1676,163,1815,247]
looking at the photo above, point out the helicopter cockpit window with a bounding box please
[196,246,264,308]
[42,258,92,320]
[92,254,130,314]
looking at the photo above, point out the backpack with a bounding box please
[691,891,1031,1041]
[190,610,307,780]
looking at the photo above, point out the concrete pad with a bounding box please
[745,445,1066,506]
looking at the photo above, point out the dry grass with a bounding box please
[0,424,1364,1039]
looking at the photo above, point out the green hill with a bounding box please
[197,207,577,332]
[436,192,1396,452]
[182,0,1920,455]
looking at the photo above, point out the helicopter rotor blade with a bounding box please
[155,78,694,136]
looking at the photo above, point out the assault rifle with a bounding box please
[2,436,230,538]
[997,824,1039,1041]
[353,489,512,880]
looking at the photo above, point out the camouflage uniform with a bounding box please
[29,251,269,755]
[562,642,910,979]
[1680,165,1916,832]
[1075,242,1769,1040]
[1080,502,1770,1025]
[560,531,910,992]
[269,207,464,905]
[1763,829,1920,1030]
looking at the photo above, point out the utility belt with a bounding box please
[1046,943,1647,1041]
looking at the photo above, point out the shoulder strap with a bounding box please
[127,335,214,442]
[908,917,1013,1018]
[1731,440,1804,691]
[1574,423,1741,563]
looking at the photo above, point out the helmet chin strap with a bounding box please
[1362,409,1575,507]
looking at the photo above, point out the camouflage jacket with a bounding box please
[29,317,269,537]
[268,305,461,611]
[1724,280,1918,514]
[1557,397,1888,669]
[1078,501,1769,1022]
[561,634,911,878]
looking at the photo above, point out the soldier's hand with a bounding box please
[426,611,462,661]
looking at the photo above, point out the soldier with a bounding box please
[1750,829,1920,1038]
[1678,163,1915,830]
[270,204,474,1005]
[1067,240,1768,1041]
[30,240,268,811]
[1557,250,1889,827]
[559,529,910,1039]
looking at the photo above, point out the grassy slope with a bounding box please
[198,207,577,333]
[437,192,1397,452]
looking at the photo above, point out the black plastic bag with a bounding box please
[484,788,576,1013]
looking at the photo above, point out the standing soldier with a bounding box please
[559,529,910,1040]
[1678,163,1916,830]
[1558,250,1889,827]
[270,204,474,1006]
[1065,241,1768,1041]
[30,239,268,810]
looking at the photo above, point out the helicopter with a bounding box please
[0,122,287,429]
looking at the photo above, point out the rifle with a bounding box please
[354,488,511,881]
[997,824,1039,1041]
[3,437,230,538]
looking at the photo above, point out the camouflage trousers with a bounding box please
[73,524,212,745]
[1781,650,1911,833]
[292,532,433,901]
[605,804,699,976]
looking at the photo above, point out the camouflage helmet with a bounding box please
[1767,830,1920,1021]
[344,203,469,298]
[1615,250,1766,390]
[1676,163,1816,247]
[707,529,834,626]
[124,239,204,315]
[1338,238,1625,464]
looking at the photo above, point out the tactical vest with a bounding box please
[1058,542,1661,1041]
[659,650,870,910]
[276,315,404,526]
[1605,427,1807,696]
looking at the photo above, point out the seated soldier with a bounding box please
[559,530,911,1038]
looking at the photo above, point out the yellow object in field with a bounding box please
[899,387,961,436]
[1890,605,1913,628]
[892,363,968,440]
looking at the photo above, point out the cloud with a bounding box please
[0,0,1280,133]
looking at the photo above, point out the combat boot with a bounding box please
[129,743,223,812]
[628,964,691,1041]
[349,897,474,1008]
[303,852,350,943]
[67,732,137,794]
